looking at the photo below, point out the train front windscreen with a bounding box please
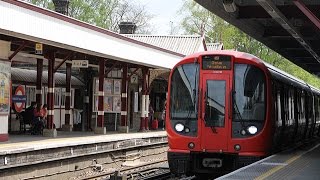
[232,63,266,137]
[169,63,199,137]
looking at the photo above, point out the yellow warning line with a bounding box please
[255,143,320,180]
[255,155,301,180]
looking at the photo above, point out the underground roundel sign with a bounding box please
[12,85,26,113]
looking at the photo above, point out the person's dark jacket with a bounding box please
[23,106,35,124]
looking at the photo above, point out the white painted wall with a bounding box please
[54,109,74,129]
[0,116,8,135]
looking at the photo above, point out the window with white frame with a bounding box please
[61,88,66,107]
[41,87,50,106]
[59,88,75,108]
[71,89,75,108]
[26,86,36,107]
[54,88,61,108]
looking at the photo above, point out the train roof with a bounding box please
[310,85,320,95]
[184,50,260,62]
[261,59,320,94]
[263,62,309,89]
[183,50,320,93]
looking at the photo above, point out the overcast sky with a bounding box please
[135,0,185,34]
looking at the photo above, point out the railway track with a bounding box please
[80,159,171,180]
[112,166,171,180]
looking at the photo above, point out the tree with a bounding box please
[25,0,154,34]
[24,0,53,8]
[179,0,320,88]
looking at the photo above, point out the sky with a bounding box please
[135,0,185,35]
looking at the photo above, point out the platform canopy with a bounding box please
[195,0,320,75]
[0,0,184,69]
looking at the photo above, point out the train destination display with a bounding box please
[202,55,231,70]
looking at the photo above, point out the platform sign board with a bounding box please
[12,95,26,102]
[35,43,43,55]
[13,85,26,113]
[0,61,10,114]
[131,75,138,84]
[72,60,88,68]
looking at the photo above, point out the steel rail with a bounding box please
[81,159,168,180]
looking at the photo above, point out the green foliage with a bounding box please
[27,0,53,8]
[27,0,154,33]
[180,0,320,88]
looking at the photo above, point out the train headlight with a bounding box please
[247,126,258,135]
[175,123,185,132]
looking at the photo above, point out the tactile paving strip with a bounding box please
[217,143,320,180]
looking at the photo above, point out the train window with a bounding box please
[233,64,266,121]
[170,63,199,120]
[285,88,294,125]
[310,96,314,117]
[288,89,292,121]
[290,89,295,124]
[317,98,320,121]
[282,87,288,124]
[281,86,289,125]
[204,80,225,127]
[272,83,279,127]
[301,92,305,118]
[277,90,282,127]
[317,98,320,122]
[300,92,306,124]
[297,90,302,123]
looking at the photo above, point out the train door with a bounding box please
[200,73,230,151]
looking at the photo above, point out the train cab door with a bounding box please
[200,73,230,151]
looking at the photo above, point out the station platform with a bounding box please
[217,141,320,180]
[0,130,167,172]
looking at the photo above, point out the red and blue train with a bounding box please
[166,50,320,177]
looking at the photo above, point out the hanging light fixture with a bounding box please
[222,0,237,13]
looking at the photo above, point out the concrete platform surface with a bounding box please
[217,142,320,180]
[0,131,167,155]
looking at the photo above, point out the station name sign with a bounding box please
[12,95,27,103]
[72,60,88,68]
[202,55,231,70]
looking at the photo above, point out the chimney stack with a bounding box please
[52,0,69,15]
[119,22,137,34]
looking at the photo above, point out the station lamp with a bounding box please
[222,0,237,13]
